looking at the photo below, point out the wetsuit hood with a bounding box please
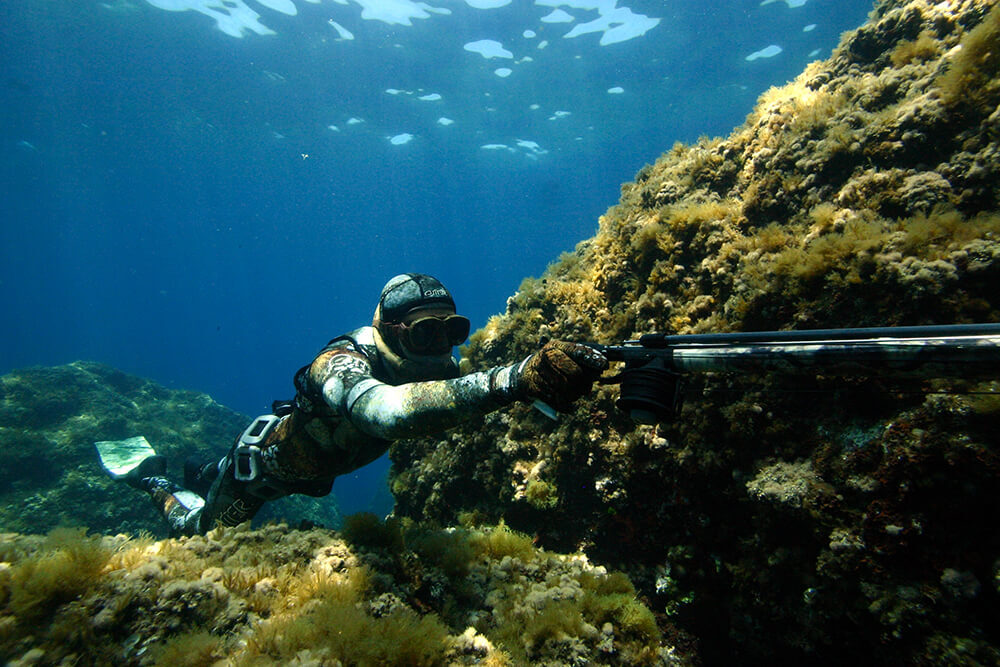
[377,273,456,323]
[371,273,462,381]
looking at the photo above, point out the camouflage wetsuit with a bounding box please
[142,326,524,535]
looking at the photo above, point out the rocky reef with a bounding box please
[0,361,339,536]
[0,365,678,664]
[390,0,1000,663]
[0,520,679,665]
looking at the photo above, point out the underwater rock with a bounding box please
[0,361,339,536]
[390,0,1000,663]
[0,520,684,665]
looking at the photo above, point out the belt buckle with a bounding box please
[233,443,262,482]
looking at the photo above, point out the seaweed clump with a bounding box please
[389,0,1000,663]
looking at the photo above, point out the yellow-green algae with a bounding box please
[0,520,679,666]
[463,0,1000,355]
[390,0,1000,663]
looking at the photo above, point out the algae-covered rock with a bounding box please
[390,0,1000,663]
[0,361,339,536]
[0,520,686,665]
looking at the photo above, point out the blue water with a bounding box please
[0,0,872,517]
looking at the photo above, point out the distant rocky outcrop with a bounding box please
[390,0,1000,663]
[0,361,339,536]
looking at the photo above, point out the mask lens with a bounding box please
[406,318,440,351]
[404,315,470,353]
[444,315,470,344]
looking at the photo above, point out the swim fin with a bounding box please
[95,436,158,480]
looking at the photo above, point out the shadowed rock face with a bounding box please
[0,361,339,536]
[389,0,1000,662]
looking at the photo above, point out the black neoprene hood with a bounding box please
[378,274,456,322]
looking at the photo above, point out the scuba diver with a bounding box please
[98,273,608,536]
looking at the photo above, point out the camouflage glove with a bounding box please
[515,340,609,412]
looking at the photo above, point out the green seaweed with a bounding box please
[937,2,1000,109]
[0,528,110,623]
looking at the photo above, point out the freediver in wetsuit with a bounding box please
[113,273,608,535]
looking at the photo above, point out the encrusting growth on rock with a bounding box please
[392,0,1000,663]
[0,520,679,665]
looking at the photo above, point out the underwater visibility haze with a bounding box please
[1,0,872,514]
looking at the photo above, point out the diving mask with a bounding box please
[392,314,471,355]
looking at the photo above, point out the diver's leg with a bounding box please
[184,456,222,498]
[197,414,307,531]
[196,457,267,532]
[125,465,206,536]
[139,477,206,536]
[96,438,207,536]
[195,413,336,532]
